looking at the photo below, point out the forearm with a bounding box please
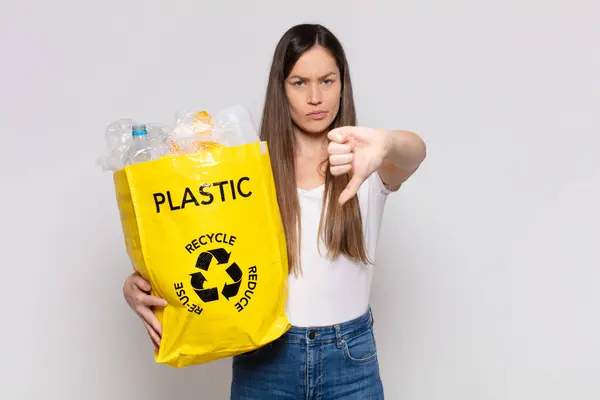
[383,130,427,171]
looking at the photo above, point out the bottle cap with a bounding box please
[132,124,148,136]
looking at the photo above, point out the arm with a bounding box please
[378,129,427,190]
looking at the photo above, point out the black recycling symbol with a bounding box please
[189,248,243,303]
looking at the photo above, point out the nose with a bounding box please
[308,83,322,105]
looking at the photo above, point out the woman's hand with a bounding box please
[328,126,426,205]
[123,272,168,350]
[327,126,390,205]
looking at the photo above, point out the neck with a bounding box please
[293,127,328,160]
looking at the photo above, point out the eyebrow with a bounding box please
[288,72,337,80]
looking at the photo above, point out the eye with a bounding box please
[323,79,333,85]
[294,80,305,87]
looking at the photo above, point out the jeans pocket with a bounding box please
[342,328,378,365]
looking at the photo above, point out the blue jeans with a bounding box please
[230,308,384,399]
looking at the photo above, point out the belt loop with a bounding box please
[369,306,374,326]
[334,324,342,348]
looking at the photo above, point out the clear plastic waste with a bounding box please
[124,125,155,166]
[169,110,219,155]
[169,105,260,155]
[98,119,170,171]
[98,104,260,171]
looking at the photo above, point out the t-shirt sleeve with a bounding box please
[370,171,399,196]
[359,171,396,264]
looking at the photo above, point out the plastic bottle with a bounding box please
[124,124,155,165]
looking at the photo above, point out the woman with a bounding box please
[123,23,426,399]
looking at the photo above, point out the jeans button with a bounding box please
[308,331,316,340]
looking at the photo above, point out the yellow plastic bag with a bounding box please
[114,141,291,368]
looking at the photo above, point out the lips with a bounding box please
[307,111,328,120]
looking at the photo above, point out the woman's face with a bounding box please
[285,45,342,135]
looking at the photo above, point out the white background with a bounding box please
[1,0,599,399]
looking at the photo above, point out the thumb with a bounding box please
[339,173,365,206]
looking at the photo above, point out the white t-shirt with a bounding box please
[285,172,392,327]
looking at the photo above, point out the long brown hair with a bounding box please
[259,24,370,276]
